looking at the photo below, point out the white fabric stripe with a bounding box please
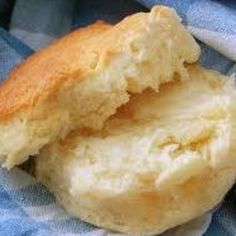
[0,168,35,190]
[188,26,236,61]
[10,28,56,50]
[83,230,112,236]
[56,230,107,236]
[162,213,212,236]
[24,203,71,222]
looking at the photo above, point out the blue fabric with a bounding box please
[0,0,235,235]
[0,27,33,82]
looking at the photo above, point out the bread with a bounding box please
[0,6,200,168]
[36,65,236,235]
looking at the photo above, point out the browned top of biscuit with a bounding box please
[0,21,112,120]
[0,6,198,121]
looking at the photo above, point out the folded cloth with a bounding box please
[0,0,235,235]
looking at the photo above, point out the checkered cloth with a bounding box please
[0,0,235,235]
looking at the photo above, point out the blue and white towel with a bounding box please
[0,0,236,235]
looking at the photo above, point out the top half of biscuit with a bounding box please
[0,6,201,168]
[0,6,200,121]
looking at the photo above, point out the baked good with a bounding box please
[0,6,200,168]
[36,65,236,235]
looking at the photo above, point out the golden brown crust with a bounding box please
[0,21,111,120]
[0,6,199,121]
